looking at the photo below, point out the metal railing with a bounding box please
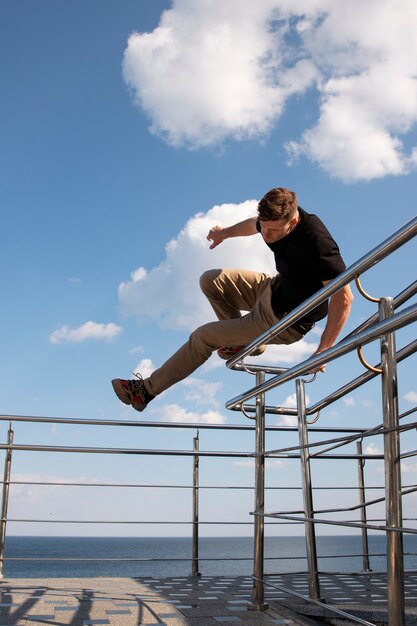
[225,215,417,625]
[0,215,415,626]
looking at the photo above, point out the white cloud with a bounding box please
[181,378,222,407]
[9,473,96,505]
[258,341,318,364]
[123,0,317,148]
[344,396,356,407]
[278,414,297,427]
[404,391,417,403]
[130,345,145,355]
[118,199,274,331]
[123,0,417,182]
[133,358,155,379]
[118,199,325,367]
[49,321,123,344]
[155,403,226,424]
[401,462,417,474]
[277,392,311,426]
[365,442,383,456]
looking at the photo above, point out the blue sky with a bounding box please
[0,0,416,538]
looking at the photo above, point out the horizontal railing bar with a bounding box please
[9,515,415,525]
[229,403,368,428]
[308,485,417,515]
[2,441,403,462]
[266,422,382,457]
[0,414,369,433]
[348,517,416,523]
[401,449,417,460]
[231,363,289,376]
[0,444,396,461]
[253,575,375,626]
[310,422,417,459]
[226,215,417,367]
[2,519,300,525]
[263,420,417,459]
[0,444,256,458]
[400,406,417,420]
[258,512,417,534]
[226,303,417,408]
[4,481,260,490]
[266,452,383,460]
[0,443,389,460]
[230,405,298,416]
[281,485,417,515]
[7,481,402,490]
[1,552,396,563]
[0,416,267,429]
[0,556,283,562]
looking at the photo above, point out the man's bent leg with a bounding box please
[144,295,302,397]
[200,269,271,321]
[113,279,305,410]
[144,318,239,396]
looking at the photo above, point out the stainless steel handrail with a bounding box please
[225,215,416,625]
[226,303,417,409]
[0,414,368,433]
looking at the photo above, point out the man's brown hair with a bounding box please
[257,188,298,222]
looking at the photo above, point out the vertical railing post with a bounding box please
[356,440,371,572]
[379,297,404,626]
[192,430,200,577]
[0,423,14,579]
[296,378,321,600]
[251,370,268,610]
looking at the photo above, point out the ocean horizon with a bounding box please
[3,535,417,579]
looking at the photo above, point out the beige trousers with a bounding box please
[144,269,303,396]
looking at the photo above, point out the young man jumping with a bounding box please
[112,188,353,412]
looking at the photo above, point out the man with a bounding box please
[112,188,353,412]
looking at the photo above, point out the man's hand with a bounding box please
[207,217,258,249]
[309,348,327,374]
[207,225,227,249]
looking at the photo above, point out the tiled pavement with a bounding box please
[0,576,319,626]
[2,573,417,625]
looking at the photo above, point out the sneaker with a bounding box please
[111,375,153,412]
[217,345,266,360]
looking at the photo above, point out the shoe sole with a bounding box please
[112,379,131,405]
[217,348,244,360]
[217,346,266,360]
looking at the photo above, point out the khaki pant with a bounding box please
[144,269,303,396]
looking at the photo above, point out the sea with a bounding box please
[3,535,417,579]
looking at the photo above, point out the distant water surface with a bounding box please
[3,535,417,578]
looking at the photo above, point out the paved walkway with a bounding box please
[0,576,319,626]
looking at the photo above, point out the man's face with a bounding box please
[259,217,296,244]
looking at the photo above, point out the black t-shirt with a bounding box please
[257,207,346,323]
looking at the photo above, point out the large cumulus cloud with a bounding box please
[123,0,417,181]
[118,199,273,330]
[118,199,317,365]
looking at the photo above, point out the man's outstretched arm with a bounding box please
[207,217,258,249]
[311,282,354,372]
